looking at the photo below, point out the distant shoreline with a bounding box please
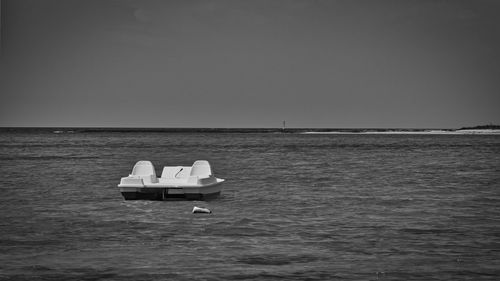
[1,127,499,135]
[301,129,500,135]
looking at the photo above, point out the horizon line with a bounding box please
[1,125,496,130]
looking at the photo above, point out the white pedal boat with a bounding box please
[118,160,225,200]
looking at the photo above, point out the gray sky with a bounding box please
[1,0,499,128]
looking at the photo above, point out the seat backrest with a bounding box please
[131,161,157,178]
[190,160,212,177]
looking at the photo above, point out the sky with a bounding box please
[1,0,499,128]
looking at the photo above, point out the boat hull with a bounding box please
[121,190,221,201]
[119,183,223,201]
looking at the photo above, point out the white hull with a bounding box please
[119,181,224,200]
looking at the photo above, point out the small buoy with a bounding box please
[192,206,211,214]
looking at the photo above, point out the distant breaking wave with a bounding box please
[301,129,500,135]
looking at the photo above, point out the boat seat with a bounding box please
[130,160,158,184]
[131,161,156,176]
[190,160,213,177]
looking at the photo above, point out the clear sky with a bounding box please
[1,0,499,128]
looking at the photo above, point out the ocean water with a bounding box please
[0,130,499,280]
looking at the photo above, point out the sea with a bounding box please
[0,128,499,280]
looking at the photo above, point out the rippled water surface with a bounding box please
[0,131,499,280]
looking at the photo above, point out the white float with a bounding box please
[192,206,212,214]
[118,160,225,200]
